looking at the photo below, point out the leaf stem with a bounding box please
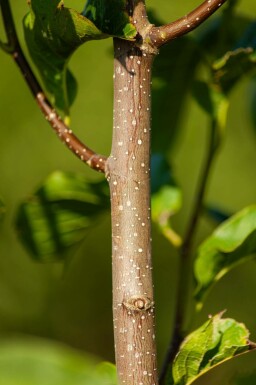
[159,119,219,384]
[0,0,106,173]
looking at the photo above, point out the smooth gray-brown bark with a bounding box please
[106,38,158,385]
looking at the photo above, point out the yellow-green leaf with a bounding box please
[172,313,252,385]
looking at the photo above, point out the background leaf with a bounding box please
[15,171,109,261]
[172,313,252,385]
[194,205,256,305]
[0,338,116,385]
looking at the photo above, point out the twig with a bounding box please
[149,0,227,47]
[0,0,106,173]
[159,120,219,385]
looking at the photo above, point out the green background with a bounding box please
[0,0,256,383]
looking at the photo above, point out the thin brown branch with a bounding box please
[35,92,106,172]
[149,0,227,47]
[0,0,106,173]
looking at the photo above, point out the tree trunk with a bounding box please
[106,38,158,385]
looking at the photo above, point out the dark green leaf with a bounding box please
[82,0,137,39]
[172,313,252,385]
[194,205,256,305]
[23,0,105,115]
[0,338,115,385]
[15,171,109,261]
[151,154,182,247]
[152,36,201,154]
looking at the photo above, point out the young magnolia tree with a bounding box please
[1,1,256,384]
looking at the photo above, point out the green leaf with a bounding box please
[194,205,256,305]
[0,338,115,385]
[15,171,109,261]
[151,154,182,247]
[82,0,137,39]
[172,313,252,385]
[23,0,105,115]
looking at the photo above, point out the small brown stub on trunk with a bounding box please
[123,295,154,312]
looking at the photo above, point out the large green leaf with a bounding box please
[82,0,137,39]
[15,171,109,261]
[194,205,256,305]
[151,154,182,247]
[172,313,253,385]
[23,0,105,116]
[0,338,116,385]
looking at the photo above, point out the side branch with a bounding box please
[149,0,227,47]
[0,0,106,173]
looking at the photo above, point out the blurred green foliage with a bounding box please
[0,338,117,385]
[0,0,256,384]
